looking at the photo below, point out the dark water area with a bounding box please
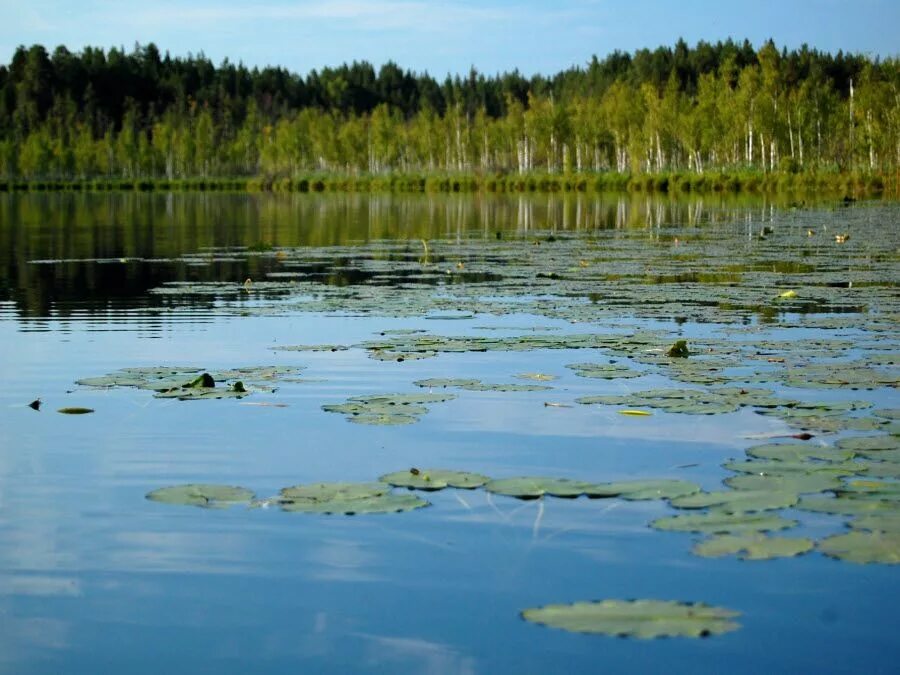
[1,192,898,674]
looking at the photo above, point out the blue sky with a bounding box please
[2,0,897,76]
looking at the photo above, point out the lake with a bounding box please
[1,191,898,674]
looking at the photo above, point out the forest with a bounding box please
[0,39,897,189]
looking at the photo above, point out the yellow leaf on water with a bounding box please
[619,409,652,416]
[778,290,797,299]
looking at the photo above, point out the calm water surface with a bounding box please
[1,192,898,674]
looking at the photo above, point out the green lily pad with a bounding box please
[57,407,95,415]
[281,493,429,515]
[723,460,863,476]
[567,362,641,379]
[146,484,255,508]
[379,468,490,490]
[516,372,558,382]
[521,599,740,638]
[280,482,389,502]
[836,435,900,452]
[347,413,421,425]
[796,496,898,515]
[858,461,900,478]
[273,344,350,352]
[849,513,900,533]
[651,512,797,534]
[414,378,482,388]
[724,473,843,493]
[588,479,701,500]
[485,477,597,499]
[322,392,457,425]
[670,490,798,513]
[154,386,248,401]
[369,350,437,361]
[277,481,430,515]
[745,443,854,463]
[817,531,900,564]
[693,534,814,560]
[837,479,900,500]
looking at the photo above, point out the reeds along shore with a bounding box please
[0,171,891,196]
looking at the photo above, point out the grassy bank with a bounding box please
[0,170,893,196]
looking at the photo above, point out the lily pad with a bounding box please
[670,490,798,513]
[693,534,814,560]
[281,493,428,514]
[322,392,456,425]
[745,443,854,463]
[516,372,558,382]
[521,599,740,638]
[817,531,900,564]
[567,362,641,379]
[57,407,94,414]
[723,459,863,476]
[849,513,900,533]
[651,512,797,534]
[379,468,490,490]
[796,496,898,515]
[588,479,701,500]
[277,481,429,515]
[485,477,597,499]
[836,435,900,452]
[146,484,255,508]
[725,473,843,493]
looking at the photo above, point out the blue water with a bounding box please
[1,193,898,674]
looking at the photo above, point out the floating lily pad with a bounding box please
[277,481,429,515]
[588,479,701,500]
[57,407,94,414]
[651,512,797,534]
[322,392,457,425]
[725,473,843,493]
[723,460,863,476]
[280,482,388,501]
[849,513,900,533]
[413,378,551,392]
[281,493,428,514]
[692,534,814,560]
[75,364,301,403]
[670,490,798,513]
[796,496,898,515]
[273,344,349,352]
[485,477,597,499]
[414,378,482,388]
[521,599,740,638]
[745,443,854,463]
[146,484,254,508]
[567,362,641,379]
[379,468,491,490]
[516,372,558,382]
[817,531,900,564]
[369,350,436,361]
[836,435,900,452]
[837,479,900,500]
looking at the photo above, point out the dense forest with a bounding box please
[0,39,897,184]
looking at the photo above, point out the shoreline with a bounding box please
[0,170,893,196]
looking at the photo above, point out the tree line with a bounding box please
[0,39,897,181]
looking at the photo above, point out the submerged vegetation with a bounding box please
[1,40,898,192]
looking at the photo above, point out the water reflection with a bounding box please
[0,191,792,322]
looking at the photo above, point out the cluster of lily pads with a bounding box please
[321,392,458,425]
[146,434,900,565]
[83,202,900,640]
[75,365,303,401]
